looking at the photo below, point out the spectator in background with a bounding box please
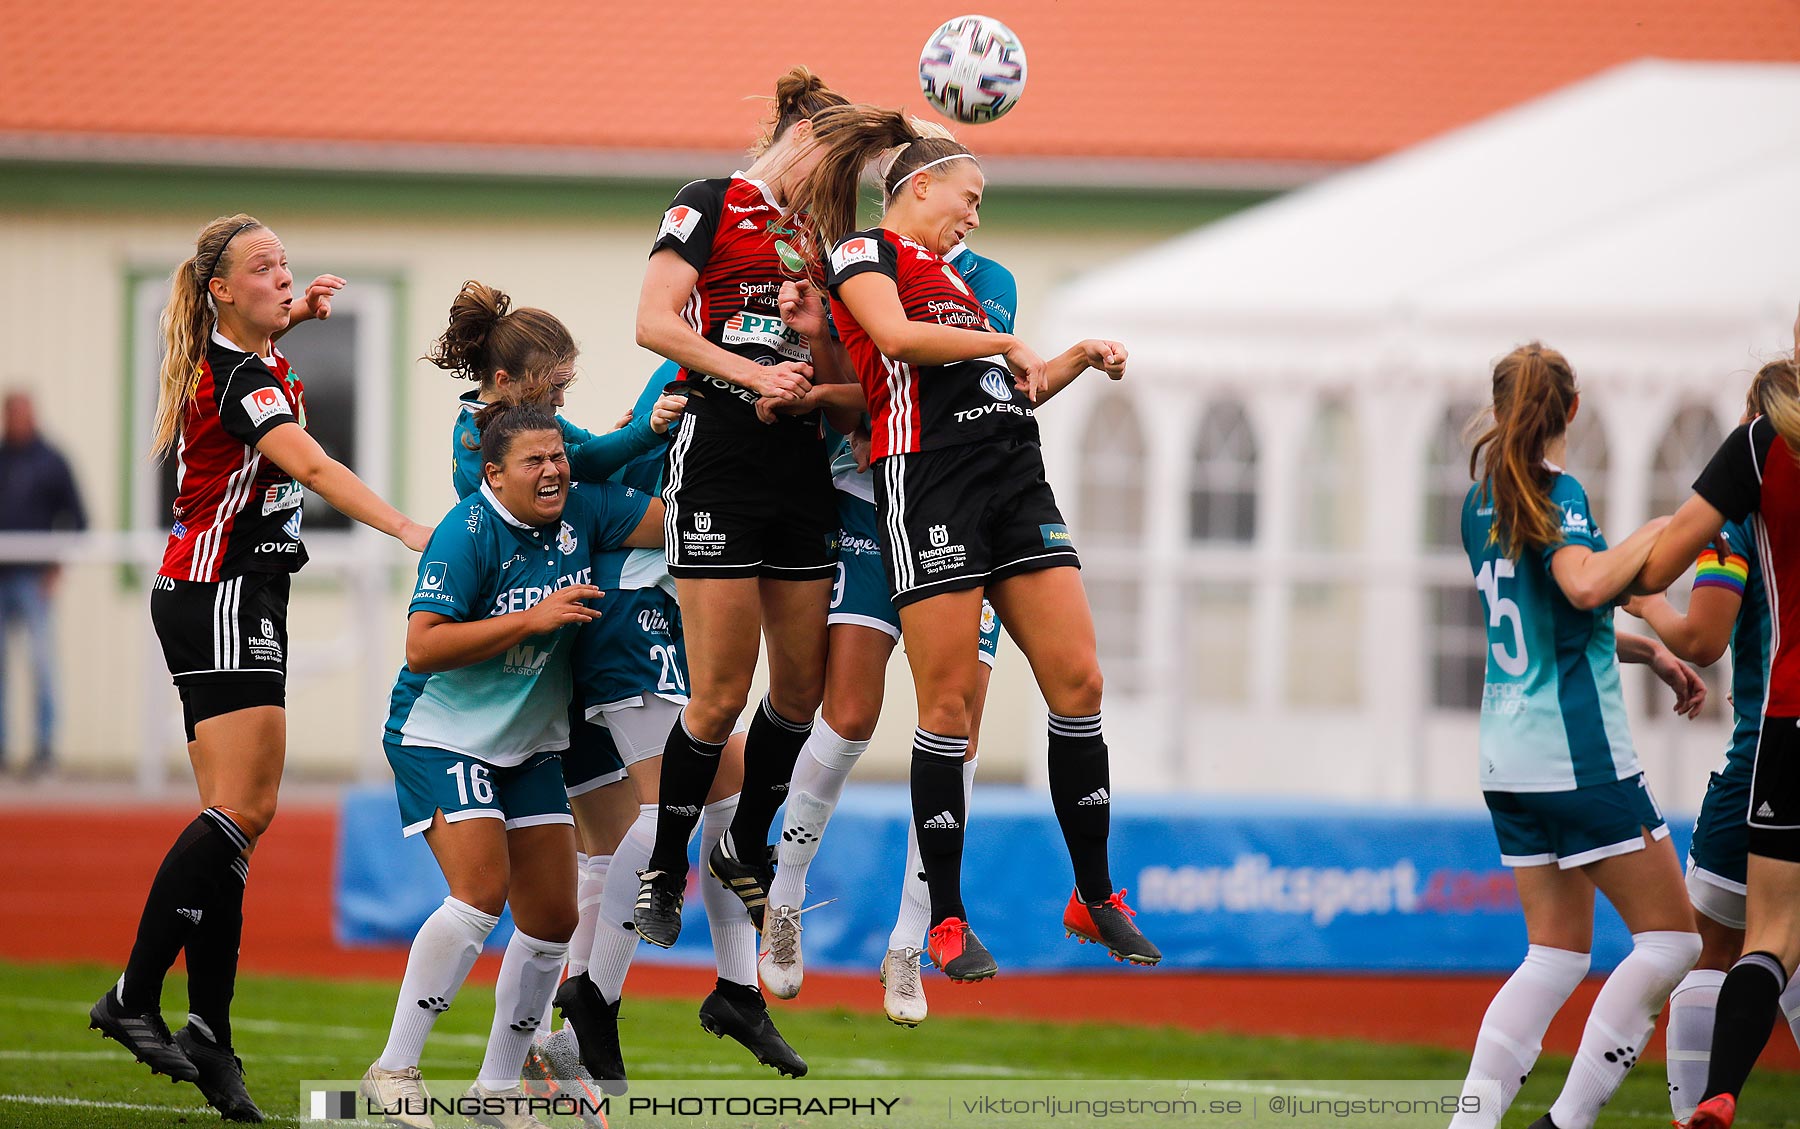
[0,390,86,776]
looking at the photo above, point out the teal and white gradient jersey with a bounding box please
[1461,469,1639,792]
[387,481,652,766]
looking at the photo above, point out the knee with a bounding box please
[1048,665,1104,718]
[824,694,881,743]
[524,903,579,945]
[220,801,275,843]
[452,875,510,919]
[769,677,824,723]
[917,699,971,738]
[683,698,744,744]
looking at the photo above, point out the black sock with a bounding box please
[184,855,248,1049]
[713,976,765,1008]
[911,729,969,927]
[727,696,812,859]
[647,713,723,878]
[1048,712,1112,902]
[120,809,248,1014]
[1702,950,1787,1101]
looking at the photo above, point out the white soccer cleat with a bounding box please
[462,1081,552,1129]
[880,946,929,1027]
[360,1062,436,1129]
[758,904,805,999]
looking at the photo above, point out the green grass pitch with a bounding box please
[1,961,1796,1127]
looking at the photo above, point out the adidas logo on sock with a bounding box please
[1758,801,1777,819]
[175,907,204,924]
[666,804,700,817]
[922,811,959,830]
[1077,788,1111,807]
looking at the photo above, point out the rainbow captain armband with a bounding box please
[1693,544,1749,595]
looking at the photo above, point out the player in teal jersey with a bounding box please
[364,403,661,1123]
[1451,344,1703,1129]
[754,229,1015,1024]
[437,280,683,499]
[1622,360,1800,1122]
[546,359,807,1087]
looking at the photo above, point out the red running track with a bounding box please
[3,802,1793,1069]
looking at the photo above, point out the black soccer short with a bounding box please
[151,571,291,685]
[662,408,836,581]
[1748,715,1800,863]
[873,436,1080,609]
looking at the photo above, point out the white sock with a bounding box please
[478,929,568,1091]
[767,719,868,912]
[567,854,608,978]
[1448,944,1589,1129]
[700,794,757,987]
[1547,930,1700,1129]
[589,806,652,1004]
[378,896,499,1071]
[1666,968,1725,1120]
[890,757,977,952]
[1784,971,1800,1049]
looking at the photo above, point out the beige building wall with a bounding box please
[0,201,1174,787]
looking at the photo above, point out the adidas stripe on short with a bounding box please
[1747,715,1800,863]
[150,571,291,685]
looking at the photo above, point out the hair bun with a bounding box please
[426,280,513,379]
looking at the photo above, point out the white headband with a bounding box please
[888,153,977,196]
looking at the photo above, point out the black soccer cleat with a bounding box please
[697,982,807,1078]
[925,918,999,982]
[175,1025,264,1122]
[632,869,684,949]
[1062,888,1162,965]
[552,973,628,1095]
[707,836,774,931]
[88,988,200,1084]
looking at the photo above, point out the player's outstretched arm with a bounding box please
[256,422,430,550]
[1549,514,1670,611]
[1615,630,1707,718]
[1636,495,1729,595]
[1038,339,1128,404]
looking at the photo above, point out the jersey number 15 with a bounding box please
[1475,559,1529,677]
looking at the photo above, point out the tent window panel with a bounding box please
[1188,400,1257,544]
[1649,406,1724,520]
[1089,576,1142,690]
[1423,402,1482,550]
[1296,398,1362,551]
[1430,583,1486,711]
[1183,581,1251,703]
[1287,582,1362,707]
[1078,397,1147,547]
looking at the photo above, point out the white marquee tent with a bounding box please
[1038,60,1800,805]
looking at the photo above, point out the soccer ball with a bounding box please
[918,15,1028,124]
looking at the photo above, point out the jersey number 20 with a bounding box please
[1475,559,1529,677]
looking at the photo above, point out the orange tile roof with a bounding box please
[2,1,1796,167]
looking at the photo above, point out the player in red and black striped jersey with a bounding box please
[161,332,311,581]
[630,67,851,1063]
[798,105,1157,983]
[1638,333,1800,1128]
[93,215,428,1120]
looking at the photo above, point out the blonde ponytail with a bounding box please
[151,214,263,458]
